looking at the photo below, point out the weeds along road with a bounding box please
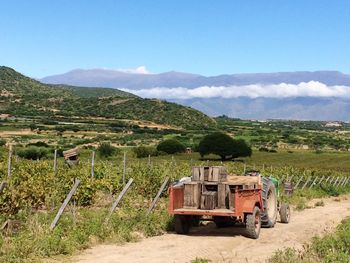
[71,195,350,263]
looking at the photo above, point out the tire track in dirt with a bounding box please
[69,196,350,263]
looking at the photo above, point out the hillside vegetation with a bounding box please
[0,66,216,129]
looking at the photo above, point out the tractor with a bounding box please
[168,166,290,239]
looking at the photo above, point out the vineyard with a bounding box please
[1,148,350,262]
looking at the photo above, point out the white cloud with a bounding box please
[118,66,150,74]
[121,81,350,99]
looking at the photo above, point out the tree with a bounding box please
[157,139,185,154]
[198,132,252,160]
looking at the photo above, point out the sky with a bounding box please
[1,0,350,78]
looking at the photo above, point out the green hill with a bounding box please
[0,66,216,129]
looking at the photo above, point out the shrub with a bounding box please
[97,142,117,158]
[17,146,49,160]
[157,139,185,154]
[133,146,158,158]
[0,139,6,147]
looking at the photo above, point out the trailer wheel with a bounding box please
[261,177,277,228]
[213,216,235,228]
[246,206,261,239]
[279,204,290,223]
[174,215,190,234]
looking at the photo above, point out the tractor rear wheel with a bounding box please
[279,204,291,223]
[261,177,277,228]
[245,206,261,239]
[174,215,191,234]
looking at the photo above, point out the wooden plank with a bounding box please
[183,182,201,209]
[226,175,259,185]
[63,148,78,159]
[105,178,134,223]
[191,166,202,181]
[217,183,229,209]
[50,179,81,230]
[200,191,217,210]
[147,177,170,215]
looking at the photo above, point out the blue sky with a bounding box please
[1,0,350,78]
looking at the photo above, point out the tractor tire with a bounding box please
[174,215,190,234]
[245,206,261,239]
[261,177,278,228]
[279,204,291,223]
[213,216,235,228]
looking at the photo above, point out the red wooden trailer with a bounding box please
[168,166,264,239]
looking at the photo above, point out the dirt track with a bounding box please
[71,196,350,263]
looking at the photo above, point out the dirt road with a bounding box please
[72,196,350,263]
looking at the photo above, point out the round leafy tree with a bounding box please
[157,139,185,154]
[198,132,252,160]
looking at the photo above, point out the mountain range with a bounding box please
[41,69,350,121]
[0,66,215,129]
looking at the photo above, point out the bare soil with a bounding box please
[69,196,350,263]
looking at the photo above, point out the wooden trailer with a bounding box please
[63,148,79,166]
[169,166,264,239]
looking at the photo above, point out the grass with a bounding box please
[1,148,350,262]
[269,217,350,263]
[0,200,172,263]
[283,185,350,211]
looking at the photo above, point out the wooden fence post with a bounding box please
[302,177,311,189]
[122,152,126,185]
[325,176,331,183]
[310,177,318,188]
[318,175,326,185]
[344,178,350,186]
[50,179,81,230]
[343,178,350,186]
[338,177,346,187]
[294,176,303,189]
[147,177,170,215]
[328,176,335,185]
[0,181,8,194]
[105,178,133,223]
[53,149,58,175]
[91,151,95,178]
[7,145,13,178]
[333,177,340,186]
[148,154,151,166]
